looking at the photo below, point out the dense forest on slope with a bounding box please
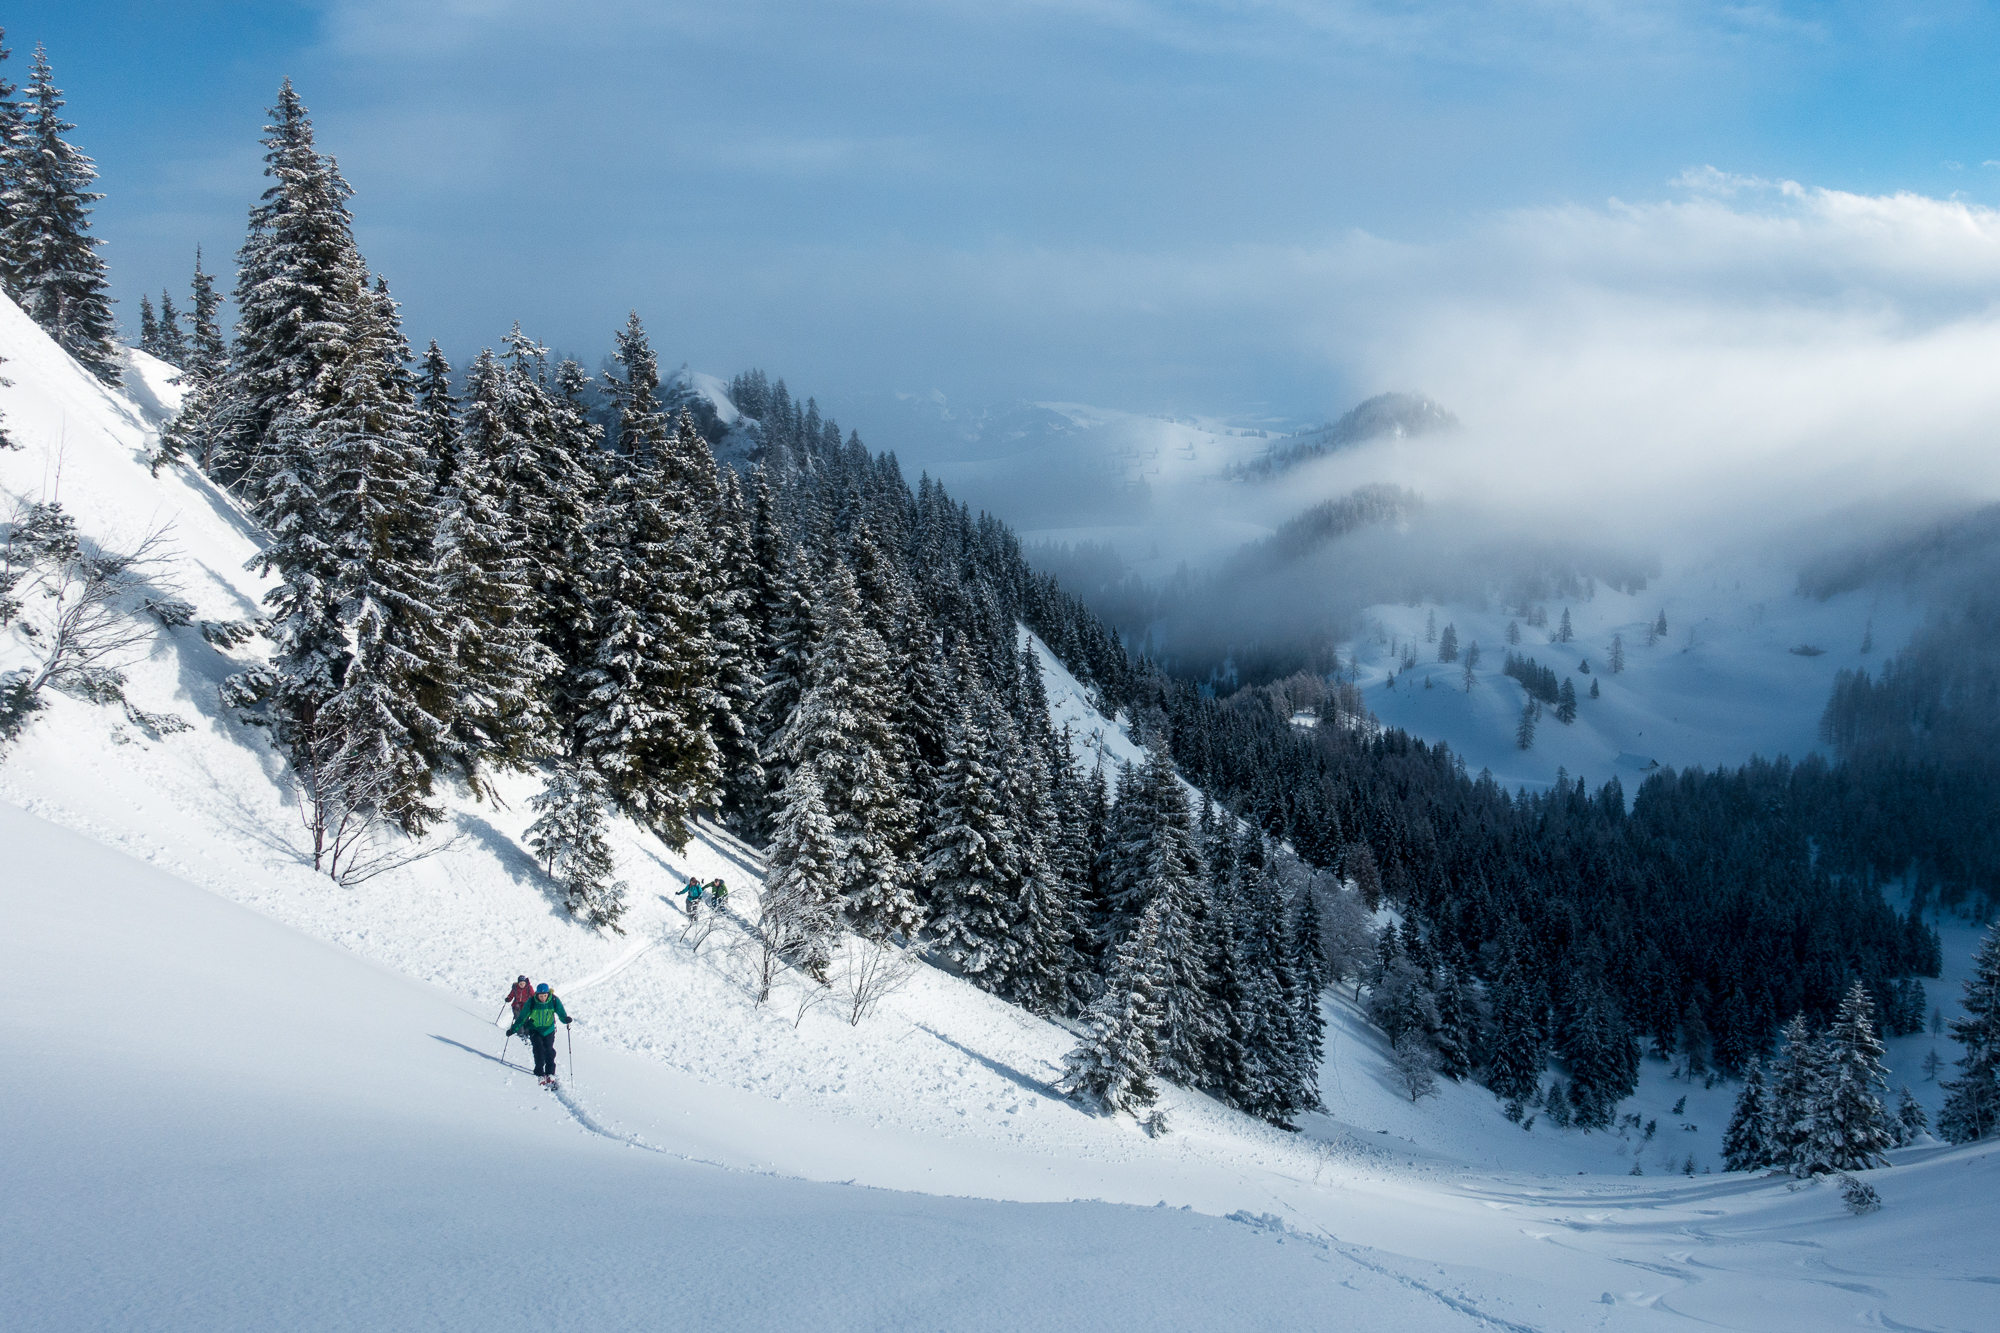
[0,49,1976,1135]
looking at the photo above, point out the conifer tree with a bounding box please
[1893,1085,1928,1145]
[1516,701,1537,750]
[1939,922,2000,1143]
[153,290,187,369]
[1557,607,1573,643]
[574,444,718,846]
[227,81,360,487]
[432,425,556,789]
[1609,633,1625,673]
[3,45,118,382]
[1722,1059,1774,1170]
[1291,883,1329,1075]
[415,340,459,487]
[924,694,1019,984]
[1003,731,1076,1016]
[753,537,818,817]
[1768,1015,1823,1173]
[1485,971,1546,1104]
[308,271,448,834]
[1431,968,1475,1081]
[1438,623,1458,663]
[776,562,920,940]
[526,757,627,931]
[1556,677,1578,724]
[138,294,159,356]
[1062,898,1166,1115]
[1103,749,1217,1087]
[1805,982,1894,1172]
[761,758,845,981]
[155,250,230,474]
[0,32,24,263]
[707,468,768,833]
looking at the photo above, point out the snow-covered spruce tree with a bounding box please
[761,757,845,982]
[457,336,601,709]
[1484,968,1547,1106]
[249,405,349,863]
[1939,921,2000,1143]
[1102,749,1218,1088]
[307,271,449,835]
[2,45,118,383]
[430,418,557,791]
[152,290,187,369]
[776,561,920,941]
[707,468,767,835]
[1291,878,1329,1080]
[138,295,159,356]
[1564,988,1641,1130]
[1238,841,1318,1121]
[1556,677,1578,725]
[1430,968,1476,1082]
[1722,1059,1774,1171]
[1202,877,1259,1111]
[923,694,1020,987]
[1893,1085,1929,1146]
[995,708,1076,1016]
[415,340,460,488]
[1802,981,1894,1173]
[1767,1015,1823,1173]
[1062,897,1167,1115]
[573,449,717,849]
[0,31,24,268]
[1609,633,1625,673]
[225,81,361,490]
[525,757,627,931]
[154,250,231,474]
[751,537,817,821]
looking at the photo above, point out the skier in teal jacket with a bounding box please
[508,983,571,1086]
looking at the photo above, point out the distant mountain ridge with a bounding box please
[1229,391,1456,481]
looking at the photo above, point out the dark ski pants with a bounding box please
[527,1028,558,1077]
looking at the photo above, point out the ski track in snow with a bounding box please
[4,299,1997,1331]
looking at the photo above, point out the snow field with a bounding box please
[1349,561,1922,796]
[4,296,1997,1331]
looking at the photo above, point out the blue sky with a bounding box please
[16,2,2000,426]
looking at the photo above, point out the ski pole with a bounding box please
[499,1032,512,1069]
[567,1023,574,1082]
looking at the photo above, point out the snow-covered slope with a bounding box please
[5,299,1996,1331]
[1349,557,1913,794]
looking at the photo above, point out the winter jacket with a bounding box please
[506,981,534,1013]
[678,881,704,902]
[510,992,570,1035]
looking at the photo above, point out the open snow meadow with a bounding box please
[3,281,1996,1332]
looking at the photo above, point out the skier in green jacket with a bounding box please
[508,983,571,1087]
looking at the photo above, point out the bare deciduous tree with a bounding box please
[839,934,925,1027]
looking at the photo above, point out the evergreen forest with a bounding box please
[5,51,1998,1143]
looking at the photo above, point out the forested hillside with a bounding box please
[4,66,1983,1145]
